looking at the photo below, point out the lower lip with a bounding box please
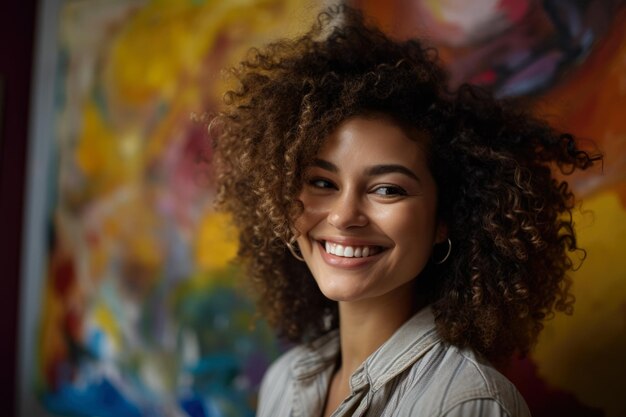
[317,241,384,269]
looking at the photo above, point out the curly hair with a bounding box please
[211,6,601,361]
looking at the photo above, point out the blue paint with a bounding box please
[42,378,143,417]
[180,393,208,417]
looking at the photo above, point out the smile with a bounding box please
[322,241,384,258]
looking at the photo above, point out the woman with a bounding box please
[211,6,599,417]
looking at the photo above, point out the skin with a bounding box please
[295,115,447,416]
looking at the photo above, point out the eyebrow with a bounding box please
[312,158,421,183]
[312,158,338,172]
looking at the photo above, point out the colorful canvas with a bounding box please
[33,0,626,416]
[36,1,322,416]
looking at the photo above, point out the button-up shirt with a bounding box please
[257,307,531,417]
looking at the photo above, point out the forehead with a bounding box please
[316,115,429,164]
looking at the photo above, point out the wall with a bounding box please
[0,2,38,417]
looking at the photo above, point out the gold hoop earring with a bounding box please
[287,236,305,262]
[432,238,452,265]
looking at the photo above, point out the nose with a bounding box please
[327,191,368,230]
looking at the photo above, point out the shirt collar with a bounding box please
[355,306,440,392]
[291,328,340,380]
[290,306,440,392]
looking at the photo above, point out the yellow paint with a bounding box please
[75,102,116,176]
[75,102,144,192]
[195,211,238,271]
[108,3,202,104]
[91,301,121,351]
[107,0,321,161]
[108,0,319,105]
[533,190,626,417]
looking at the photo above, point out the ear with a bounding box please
[435,220,448,244]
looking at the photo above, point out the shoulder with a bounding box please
[438,347,530,417]
[397,344,531,417]
[258,345,303,400]
[258,331,339,416]
[257,346,302,416]
[260,330,339,389]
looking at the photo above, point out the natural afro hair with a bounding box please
[211,5,601,361]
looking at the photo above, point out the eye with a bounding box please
[307,178,336,189]
[371,185,407,197]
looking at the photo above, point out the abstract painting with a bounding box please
[24,1,626,417]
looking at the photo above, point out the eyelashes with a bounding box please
[306,177,408,197]
[308,178,335,189]
[371,185,407,197]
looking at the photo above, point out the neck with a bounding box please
[335,280,421,380]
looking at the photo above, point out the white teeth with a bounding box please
[324,242,379,258]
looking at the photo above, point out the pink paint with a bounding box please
[498,0,532,24]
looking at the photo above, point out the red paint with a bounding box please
[53,257,76,295]
[502,357,605,417]
[498,0,532,23]
[469,69,497,85]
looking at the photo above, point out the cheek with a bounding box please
[294,195,328,233]
[383,204,438,249]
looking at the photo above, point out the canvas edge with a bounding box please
[17,0,63,416]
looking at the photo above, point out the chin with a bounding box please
[317,283,354,301]
[317,282,370,303]
[321,292,359,302]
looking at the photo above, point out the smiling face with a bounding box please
[295,115,446,306]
